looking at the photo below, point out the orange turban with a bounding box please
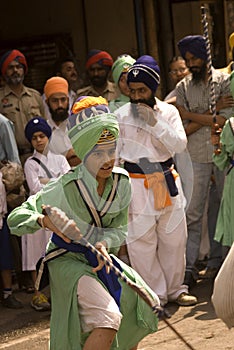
[44,77,69,99]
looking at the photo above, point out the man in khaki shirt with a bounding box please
[77,49,119,102]
[0,49,45,165]
[0,49,45,292]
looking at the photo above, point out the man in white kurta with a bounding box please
[43,76,81,167]
[115,55,197,306]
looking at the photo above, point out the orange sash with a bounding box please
[129,169,178,210]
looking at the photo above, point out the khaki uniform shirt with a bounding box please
[77,80,119,102]
[0,85,45,163]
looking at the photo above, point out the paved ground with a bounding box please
[0,278,234,349]
[0,285,51,348]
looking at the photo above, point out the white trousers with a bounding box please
[77,275,122,333]
[127,207,188,305]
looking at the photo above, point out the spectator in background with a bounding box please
[77,49,119,102]
[164,56,189,105]
[163,56,192,209]
[43,56,80,117]
[0,49,45,292]
[54,56,80,99]
[164,56,213,268]
[23,117,70,311]
[0,113,23,308]
[43,76,80,167]
[176,35,234,288]
[0,49,45,166]
[109,54,135,112]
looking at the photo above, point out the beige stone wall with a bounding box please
[0,0,230,93]
[0,0,139,91]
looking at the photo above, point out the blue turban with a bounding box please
[178,35,208,61]
[25,117,52,143]
[127,55,160,93]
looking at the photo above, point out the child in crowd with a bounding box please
[109,54,135,112]
[22,117,70,310]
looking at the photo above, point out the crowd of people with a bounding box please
[0,31,234,349]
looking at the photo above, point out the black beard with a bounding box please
[190,62,207,83]
[90,75,108,88]
[49,106,69,123]
[130,95,156,109]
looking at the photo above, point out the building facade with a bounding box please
[0,0,233,98]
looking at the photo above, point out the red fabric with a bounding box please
[85,51,113,70]
[1,50,28,76]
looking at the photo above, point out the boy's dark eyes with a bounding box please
[92,149,116,157]
[32,135,46,140]
[93,152,102,157]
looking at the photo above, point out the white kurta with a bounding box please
[22,150,70,270]
[41,93,74,157]
[115,100,188,304]
[47,118,73,157]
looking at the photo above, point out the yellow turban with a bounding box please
[44,77,69,99]
[229,32,234,50]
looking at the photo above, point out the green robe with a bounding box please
[213,117,234,246]
[8,165,158,349]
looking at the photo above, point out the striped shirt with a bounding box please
[176,68,234,162]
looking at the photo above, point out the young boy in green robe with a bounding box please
[7,113,159,350]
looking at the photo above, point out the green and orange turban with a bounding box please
[68,113,119,160]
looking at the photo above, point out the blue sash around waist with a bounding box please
[51,233,122,307]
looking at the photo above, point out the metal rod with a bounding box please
[201,5,221,154]
[44,205,197,350]
[201,5,216,122]
[81,236,197,350]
